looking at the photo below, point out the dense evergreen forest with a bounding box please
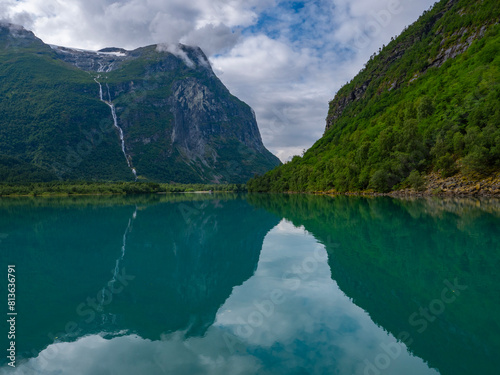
[248,0,500,193]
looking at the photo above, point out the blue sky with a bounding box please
[1,0,437,161]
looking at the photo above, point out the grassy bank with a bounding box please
[0,181,247,197]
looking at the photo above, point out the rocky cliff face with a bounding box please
[50,45,131,72]
[0,23,280,183]
[248,0,499,193]
[325,0,492,133]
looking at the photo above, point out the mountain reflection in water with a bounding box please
[1,194,498,375]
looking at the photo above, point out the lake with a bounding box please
[1,194,499,375]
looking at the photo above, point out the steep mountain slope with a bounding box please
[0,23,280,183]
[248,0,499,193]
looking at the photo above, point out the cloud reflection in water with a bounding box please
[6,220,438,375]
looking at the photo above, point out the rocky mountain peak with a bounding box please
[0,24,280,183]
[0,22,45,48]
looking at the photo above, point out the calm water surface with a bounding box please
[0,194,499,375]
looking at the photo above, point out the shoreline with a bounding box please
[0,191,218,198]
[0,182,245,197]
[310,172,500,198]
[1,172,499,198]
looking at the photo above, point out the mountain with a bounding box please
[0,23,280,184]
[248,0,499,193]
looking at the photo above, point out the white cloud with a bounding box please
[182,23,240,56]
[0,0,270,50]
[156,43,195,67]
[210,0,437,161]
[210,35,331,161]
[0,0,437,162]
[3,220,439,375]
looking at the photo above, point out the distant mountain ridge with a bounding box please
[248,0,499,193]
[0,22,280,183]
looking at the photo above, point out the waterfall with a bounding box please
[94,77,137,180]
[98,206,138,313]
[95,78,104,101]
[97,61,115,73]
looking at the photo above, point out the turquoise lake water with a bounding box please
[1,194,499,375]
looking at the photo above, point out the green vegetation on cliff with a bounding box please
[0,24,279,184]
[248,0,500,193]
[0,29,131,182]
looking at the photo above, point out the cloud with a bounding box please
[182,23,240,56]
[0,0,437,162]
[211,0,437,161]
[3,220,439,375]
[156,43,195,67]
[0,0,264,50]
[4,332,263,375]
[210,34,330,160]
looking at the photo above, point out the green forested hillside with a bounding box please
[0,24,279,184]
[248,0,500,193]
[0,28,137,181]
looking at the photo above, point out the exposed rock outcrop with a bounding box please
[324,0,495,133]
[0,24,280,183]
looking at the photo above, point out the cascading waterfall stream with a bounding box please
[94,76,137,180]
[98,207,138,317]
[97,62,114,73]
